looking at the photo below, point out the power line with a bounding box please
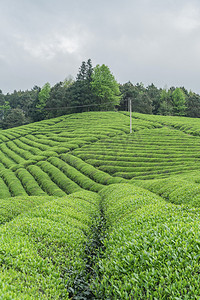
[0,98,128,113]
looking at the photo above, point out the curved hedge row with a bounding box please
[61,154,126,185]
[135,175,200,207]
[15,168,47,196]
[0,191,100,299]
[0,176,11,198]
[0,150,16,168]
[0,143,26,164]
[26,165,66,197]
[48,157,104,192]
[0,169,28,197]
[14,139,44,156]
[36,161,82,194]
[131,111,200,137]
[73,126,200,180]
[0,195,53,225]
[93,184,200,299]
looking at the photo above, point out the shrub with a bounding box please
[92,184,200,299]
[0,169,27,197]
[26,165,66,197]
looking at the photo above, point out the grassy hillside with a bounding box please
[1,111,200,298]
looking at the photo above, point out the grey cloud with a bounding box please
[0,0,200,93]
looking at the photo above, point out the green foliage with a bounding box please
[0,100,11,120]
[119,82,153,114]
[61,153,125,185]
[0,111,200,297]
[186,91,200,118]
[0,192,99,299]
[36,160,82,194]
[1,108,26,129]
[0,176,10,198]
[92,184,200,299]
[15,168,47,196]
[91,64,121,110]
[27,165,66,197]
[67,59,94,113]
[172,87,186,115]
[48,156,104,192]
[0,195,53,225]
[0,169,28,197]
[36,82,51,111]
[136,174,200,207]
[158,88,173,115]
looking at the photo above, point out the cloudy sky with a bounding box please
[1,0,200,93]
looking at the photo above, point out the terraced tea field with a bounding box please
[1,111,200,298]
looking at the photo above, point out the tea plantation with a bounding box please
[1,111,200,298]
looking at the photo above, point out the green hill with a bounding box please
[0,111,200,299]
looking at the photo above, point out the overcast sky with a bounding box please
[1,0,200,93]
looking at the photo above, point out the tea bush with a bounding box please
[92,184,200,299]
[15,168,46,196]
[0,191,100,299]
[26,165,66,197]
[36,161,82,194]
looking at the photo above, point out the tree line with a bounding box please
[0,59,200,129]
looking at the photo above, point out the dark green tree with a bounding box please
[28,86,41,122]
[186,92,200,118]
[0,90,11,120]
[1,108,26,129]
[119,82,152,114]
[146,84,162,114]
[68,59,94,112]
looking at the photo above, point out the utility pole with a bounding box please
[129,98,132,133]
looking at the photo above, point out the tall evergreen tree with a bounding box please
[69,59,94,112]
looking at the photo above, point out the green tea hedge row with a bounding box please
[6,140,33,160]
[26,165,66,197]
[61,154,126,185]
[0,131,18,140]
[86,158,199,168]
[48,156,104,192]
[76,145,200,156]
[114,164,200,179]
[131,112,200,137]
[50,146,70,154]
[35,133,98,147]
[0,150,15,168]
[20,136,50,151]
[15,168,47,196]
[0,176,11,198]
[136,176,200,207]
[0,191,100,299]
[83,154,199,163]
[0,134,9,142]
[0,195,53,225]
[93,184,200,299]
[87,135,200,148]
[14,139,44,156]
[0,169,27,197]
[0,143,26,164]
[99,162,200,175]
[26,134,60,147]
[36,161,82,194]
[75,150,200,161]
